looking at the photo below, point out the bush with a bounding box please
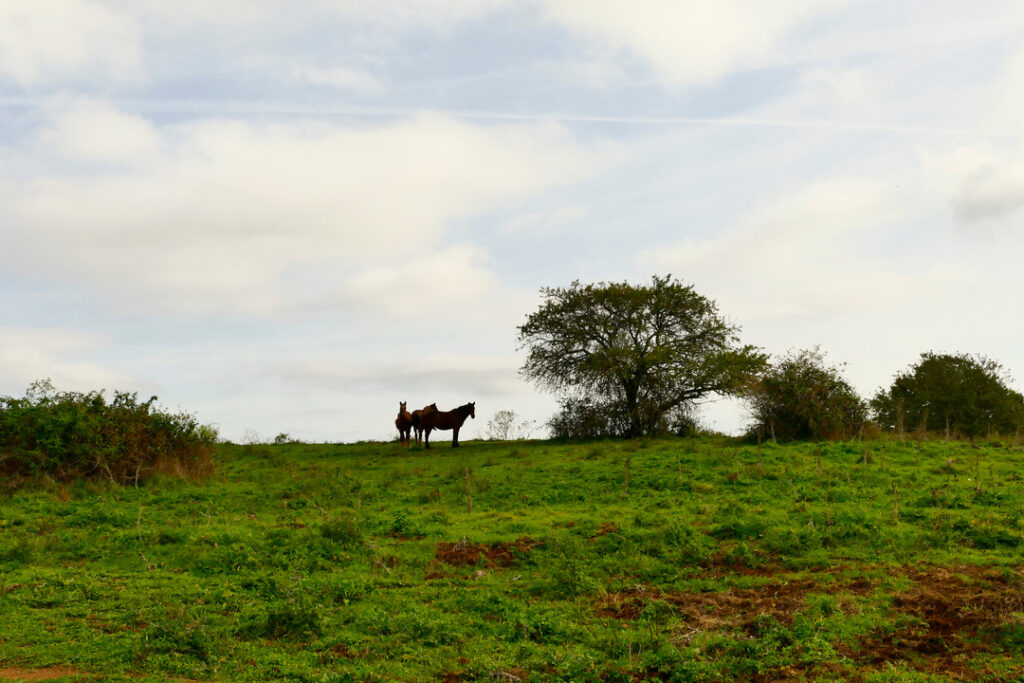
[871,352,1024,439]
[0,379,217,483]
[744,348,866,441]
[547,396,631,439]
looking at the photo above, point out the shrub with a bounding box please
[871,352,1024,439]
[547,396,631,439]
[0,379,217,483]
[744,348,866,441]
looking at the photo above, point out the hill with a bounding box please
[1,437,1023,681]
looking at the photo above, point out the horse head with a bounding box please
[399,401,407,413]
[468,402,476,419]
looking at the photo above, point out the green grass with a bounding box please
[1,437,1024,681]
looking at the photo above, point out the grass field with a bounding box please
[1,436,1023,682]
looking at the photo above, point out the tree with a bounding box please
[485,410,536,440]
[871,352,1024,439]
[745,347,866,441]
[518,275,766,437]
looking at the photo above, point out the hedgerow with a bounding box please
[0,379,216,483]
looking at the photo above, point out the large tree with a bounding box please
[871,352,1024,439]
[517,275,766,437]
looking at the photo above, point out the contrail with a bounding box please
[2,95,1019,138]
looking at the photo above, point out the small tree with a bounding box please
[518,275,766,438]
[485,410,536,440]
[871,352,1024,439]
[745,348,866,441]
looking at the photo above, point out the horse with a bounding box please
[420,402,475,449]
[394,401,413,447]
[411,403,437,447]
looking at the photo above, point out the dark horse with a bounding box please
[394,401,413,447]
[420,402,475,449]
[410,403,437,447]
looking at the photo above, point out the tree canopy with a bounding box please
[871,352,1024,439]
[518,275,766,437]
[745,347,866,441]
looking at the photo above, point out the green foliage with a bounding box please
[0,379,216,483]
[746,347,867,441]
[518,275,767,437]
[871,352,1024,438]
[548,395,630,439]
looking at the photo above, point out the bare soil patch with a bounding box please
[596,577,824,626]
[595,564,1024,681]
[842,564,1024,677]
[434,537,539,568]
[0,667,85,681]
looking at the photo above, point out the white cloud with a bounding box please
[113,0,508,30]
[293,64,383,93]
[0,0,142,86]
[989,47,1024,131]
[0,329,139,395]
[505,205,589,233]
[641,176,912,320]
[343,244,497,316]
[35,96,164,165]
[2,108,619,316]
[536,0,847,87]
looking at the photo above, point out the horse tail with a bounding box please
[411,412,421,428]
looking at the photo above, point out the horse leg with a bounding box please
[424,428,431,449]
[452,426,460,448]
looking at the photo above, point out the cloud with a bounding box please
[277,353,523,397]
[920,144,1024,232]
[640,176,912,320]
[505,206,589,234]
[119,0,509,28]
[2,106,619,316]
[0,328,139,395]
[0,0,142,86]
[35,96,164,165]
[535,0,847,87]
[293,64,383,93]
[343,244,497,316]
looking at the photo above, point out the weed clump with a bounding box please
[320,515,363,546]
[0,379,216,484]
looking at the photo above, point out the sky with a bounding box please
[2,1,1023,443]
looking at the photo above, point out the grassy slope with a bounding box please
[1,437,1023,682]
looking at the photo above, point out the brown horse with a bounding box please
[411,403,437,447]
[394,401,413,446]
[420,402,475,449]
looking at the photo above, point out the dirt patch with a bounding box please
[596,578,822,628]
[842,564,1024,676]
[434,537,539,568]
[595,564,1024,681]
[0,667,85,681]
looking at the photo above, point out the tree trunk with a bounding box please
[624,381,641,438]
